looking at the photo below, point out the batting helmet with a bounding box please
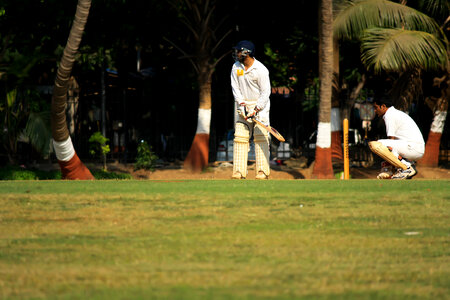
[232,40,255,61]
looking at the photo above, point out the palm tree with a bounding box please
[166,0,231,172]
[51,0,94,179]
[312,0,335,179]
[334,0,449,167]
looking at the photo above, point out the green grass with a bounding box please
[0,180,449,299]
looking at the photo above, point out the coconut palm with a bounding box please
[334,0,449,167]
[166,0,232,172]
[312,0,335,179]
[51,0,94,179]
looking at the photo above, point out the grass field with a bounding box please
[0,180,449,299]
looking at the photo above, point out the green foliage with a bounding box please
[264,44,296,88]
[89,132,110,158]
[262,29,318,90]
[334,0,448,73]
[24,111,52,157]
[361,28,449,73]
[417,0,450,22]
[77,46,115,71]
[1,49,48,84]
[0,165,133,180]
[92,170,133,180]
[134,140,158,171]
[1,48,52,162]
[302,77,320,112]
[0,165,61,180]
[334,0,442,41]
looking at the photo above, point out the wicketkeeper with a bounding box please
[230,40,271,180]
[369,96,425,180]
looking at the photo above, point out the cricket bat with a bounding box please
[238,109,285,142]
[251,117,286,142]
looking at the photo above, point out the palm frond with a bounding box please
[334,0,442,40]
[417,0,450,22]
[388,70,423,110]
[24,111,52,156]
[361,28,449,73]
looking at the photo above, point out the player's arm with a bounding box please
[230,67,245,106]
[230,67,246,116]
[255,69,271,111]
[247,68,271,119]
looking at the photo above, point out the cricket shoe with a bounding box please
[231,171,246,179]
[255,171,268,180]
[391,165,417,180]
[377,161,395,179]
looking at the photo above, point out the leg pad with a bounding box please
[369,141,407,170]
[233,122,250,177]
[254,125,270,177]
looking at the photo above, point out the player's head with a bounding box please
[232,40,255,62]
[373,96,392,117]
[373,96,393,107]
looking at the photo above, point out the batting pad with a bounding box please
[254,124,270,176]
[233,122,250,177]
[369,141,407,170]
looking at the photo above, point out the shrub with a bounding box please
[0,166,132,180]
[88,132,111,157]
[0,166,61,180]
[92,170,132,180]
[134,140,158,171]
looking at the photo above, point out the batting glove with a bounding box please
[246,106,260,120]
[237,102,246,117]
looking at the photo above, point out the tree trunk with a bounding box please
[419,75,449,167]
[331,38,343,161]
[331,108,343,161]
[184,72,212,172]
[420,111,447,167]
[67,76,79,136]
[313,0,334,179]
[51,0,94,180]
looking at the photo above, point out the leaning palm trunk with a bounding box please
[313,0,335,179]
[51,0,93,180]
[420,75,449,166]
[184,71,212,172]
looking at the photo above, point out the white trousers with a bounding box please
[378,139,425,166]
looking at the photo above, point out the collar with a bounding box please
[383,106,395,120]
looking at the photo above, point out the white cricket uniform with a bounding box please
[230,58,271,177]
[231,59,271,124]
[378,107,425,165]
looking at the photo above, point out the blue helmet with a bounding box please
[232,40,255,61]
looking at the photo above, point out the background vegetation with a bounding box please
[1,0,447,167]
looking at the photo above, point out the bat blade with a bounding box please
[252,118,286,142]
[237,109,286,142]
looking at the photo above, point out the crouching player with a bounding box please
[369,97,425,180]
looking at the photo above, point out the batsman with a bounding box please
[369,96,425,180]
[230,40,271,180]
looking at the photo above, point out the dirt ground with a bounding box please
[103,158,450,180]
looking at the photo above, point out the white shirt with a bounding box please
[231,58,271,122]
[383,107,424,144]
